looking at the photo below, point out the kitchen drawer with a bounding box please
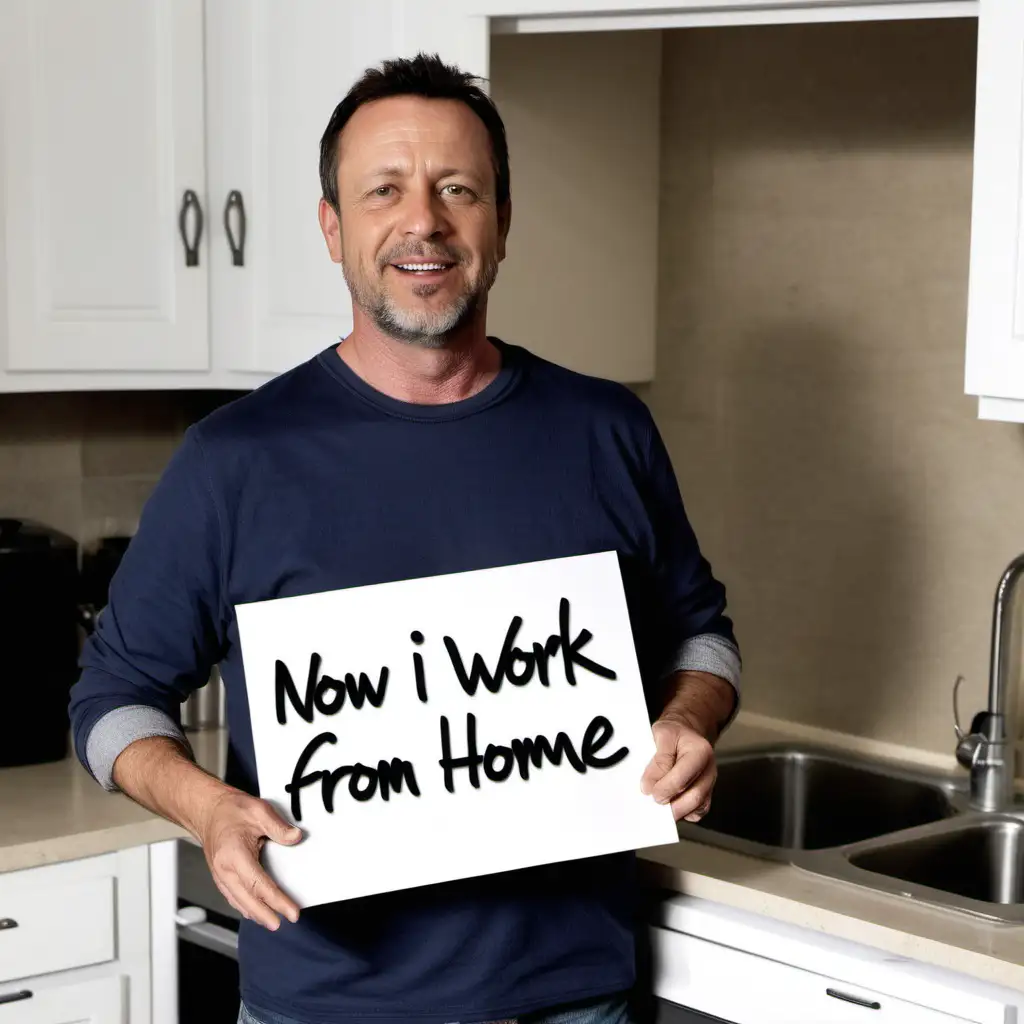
[651,927,975,1024]
[0,874,115,983]
[0,975,124,1023]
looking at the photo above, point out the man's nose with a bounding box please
[400,184,448,239]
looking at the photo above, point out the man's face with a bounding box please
[320,95,509,347]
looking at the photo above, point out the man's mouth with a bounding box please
[389,261,455,277]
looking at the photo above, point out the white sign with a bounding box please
[236,551,677,907]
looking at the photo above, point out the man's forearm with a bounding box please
[657,670,737,744]
[112,736,235,842]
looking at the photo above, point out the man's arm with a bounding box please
[112,736,301,929]
[70,429,302,930]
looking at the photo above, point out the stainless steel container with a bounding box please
[182,666,226,731]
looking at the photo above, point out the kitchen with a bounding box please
[3,0,1024,1021]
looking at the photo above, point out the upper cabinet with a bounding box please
[205,2,395,380]
[964,0,1024,421]
[0,0,209,374]
[0,1,491,391]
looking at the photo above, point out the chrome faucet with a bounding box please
[954,552,1024,812]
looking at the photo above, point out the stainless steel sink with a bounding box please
[675,743,1024,923]
[804,816,1024,924]
[679,745,963,860]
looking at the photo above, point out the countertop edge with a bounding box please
[637,851,1024,992]
[0,818,187,874]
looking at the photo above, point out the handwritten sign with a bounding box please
[235,551,677,907]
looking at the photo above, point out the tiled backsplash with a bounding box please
[0,391,237,544]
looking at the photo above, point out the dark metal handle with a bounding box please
[224,190,246,267]
[0,990,32,1006]
[178,189,204,267]
[826,988,881,1010]
[0,918,17,931]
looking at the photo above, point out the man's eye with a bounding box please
[443,184,470,198]
[374,186,393,197]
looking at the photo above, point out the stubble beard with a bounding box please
[343,253,499,349]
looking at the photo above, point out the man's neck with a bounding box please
[336,312,501,406]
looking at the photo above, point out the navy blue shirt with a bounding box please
[70,340,736,1023]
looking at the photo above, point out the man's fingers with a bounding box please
[670,769,716,822]
[248,862,300,924]
[640,749,677,796]
[650,740,713,805]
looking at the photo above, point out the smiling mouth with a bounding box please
[390,261,455,276]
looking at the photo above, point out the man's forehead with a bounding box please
[339,96,489,161]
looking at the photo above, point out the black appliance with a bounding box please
[78,534,132,635]
[177,838,241,1023]
[0,518,79,767]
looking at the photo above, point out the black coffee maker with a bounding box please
[0,518,79,766]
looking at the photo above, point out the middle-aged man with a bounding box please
[70,53,740,1024]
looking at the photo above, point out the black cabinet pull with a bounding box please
[178,189,204,267]
[826,988,881,1010]
[0,918,17,931]
[224,190,247,267]
[0,990,32,1006]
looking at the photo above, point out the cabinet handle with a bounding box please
[826,988,881,1010]
[179,189,204,267]
[0,919,17,931]
[0,990,32,1006]
[224,190,247,267]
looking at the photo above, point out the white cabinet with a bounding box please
[207,3,394,378]
[0,849,154,1024]
[0,1,487,391]
[0,0,208,374]
[0,977,124,1024]
[963,0,1024,421]
[651,897,1022,1024]
[653,928,976,1024]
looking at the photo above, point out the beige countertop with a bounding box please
[1,720,1022,991]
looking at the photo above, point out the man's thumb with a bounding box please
[260,804,303,845]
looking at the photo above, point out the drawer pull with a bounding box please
[827,988,881,1010]
[0,990,32,1006]
[0,920,16,931]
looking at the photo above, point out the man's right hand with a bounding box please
[196,789,303,930]
[111,735,302,931]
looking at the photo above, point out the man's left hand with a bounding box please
[640,717,717,823]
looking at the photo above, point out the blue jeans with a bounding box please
[238,993,631,1024]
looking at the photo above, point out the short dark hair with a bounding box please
[319,52,510,211]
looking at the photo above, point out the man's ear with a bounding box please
[497,199,511,262]
[319,197,343,264]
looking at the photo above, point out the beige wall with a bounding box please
[649,18,1024,757]
[0,391,232,547]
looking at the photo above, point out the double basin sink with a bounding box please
[676,744,1024,923]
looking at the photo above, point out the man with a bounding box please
[70,53,739,1024]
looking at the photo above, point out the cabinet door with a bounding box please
[651,928,985,1024]
[208,1,491,380]
[0,0,208,373]
[206,3,395,378]
[0,977,123,1024]
[965,0,1024,401]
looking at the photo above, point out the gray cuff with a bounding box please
[662,633,742,693]
[85,705,194,792]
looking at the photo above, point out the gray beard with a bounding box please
[343,258,498,349]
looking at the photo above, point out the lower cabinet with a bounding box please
[0,976,124,1024]
[0,848,154,1024]
[652,928,973,1023]
[650,897,1022,1024]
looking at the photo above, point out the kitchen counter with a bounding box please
[0,730,225,872]
[2,721,1022,991]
